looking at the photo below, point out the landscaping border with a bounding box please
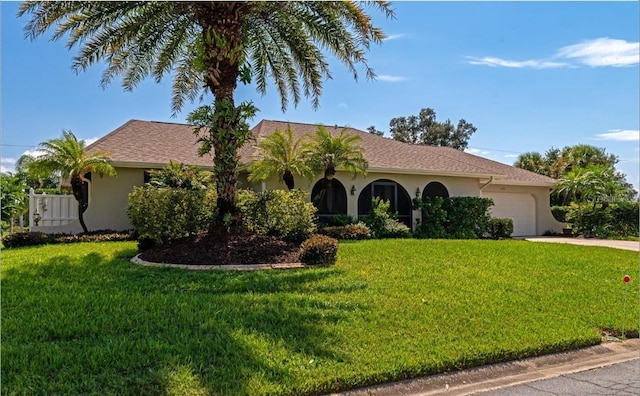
[131,254,306,271]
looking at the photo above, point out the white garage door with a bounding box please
[484,193,536,236]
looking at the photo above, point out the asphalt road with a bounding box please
[479,359,640,396]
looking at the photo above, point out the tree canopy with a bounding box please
[369,108,477,150]
[513,144,636,205]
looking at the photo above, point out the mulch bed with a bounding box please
[138,232,302,265]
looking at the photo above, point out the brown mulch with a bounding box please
[138,232,302,265]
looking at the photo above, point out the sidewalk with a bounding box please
[334,338,639,396]
[523,236,639,252]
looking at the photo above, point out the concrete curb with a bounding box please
[334,339,639,396]
[131,254,306,271]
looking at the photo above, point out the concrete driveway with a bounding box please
[523,236,639,252]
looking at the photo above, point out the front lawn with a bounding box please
[2,240,638,395]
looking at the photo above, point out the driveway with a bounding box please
[523,237,639,252]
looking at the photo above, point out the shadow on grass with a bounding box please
[2,248,366,395]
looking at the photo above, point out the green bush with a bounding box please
[299,234,339,266]
[382,219,411,238]
[551,206,569,223]
[127,187,216,247]
[319,222,371,240]
[414,197,493,239]
[566,201,639,238]
[320,214,357,227]
[2,231,51,248]
[1,230,134,248]
[361,197,411,238]
[488,218,514,239]
[237,189,317,242]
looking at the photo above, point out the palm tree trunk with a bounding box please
[283,170,295,190]
[194,3,247,234]
[71,176,89,233]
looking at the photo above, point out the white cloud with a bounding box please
[595,129,640,141]
[337,102,348,110]
[466,56,567,69]
[556,38,639,67]
[465,148,491,155]
[21,149,46,158]
[84,137,99,146]
[504,154,519,158]
[467,37,639,69]
[377,74,408,82]
[383,34,406,41]
[1,157,17,164]
[1,165,13,173]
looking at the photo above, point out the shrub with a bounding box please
[2,231,51,248]
[127,186,216,247]
[319,222,371,240]
[320,214,357,227]
[237,189,317,242]
[382,219,411,238]
[299,234,338,266]
[551,206,569,223]
[1,230,134,248]
[414,197,493,239]
[488,218,514,239]
[566,201,639,238]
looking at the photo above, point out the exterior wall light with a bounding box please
[351,185,356,195]
[415,188,421,198]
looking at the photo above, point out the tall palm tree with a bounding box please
[247,126,315,190]
[310,126,369,180]
[26,130,116,233]
[19,1,394,233]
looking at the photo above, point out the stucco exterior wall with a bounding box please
[83,167,145,231]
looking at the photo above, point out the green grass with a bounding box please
[2,239,638,395]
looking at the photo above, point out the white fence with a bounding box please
[29,188,78,228]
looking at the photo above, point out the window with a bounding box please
[422,181,449,202]
[358,179,412,227]
[311,178,347,221]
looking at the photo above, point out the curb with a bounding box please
[334,338,639,396]
[131,254,306,271]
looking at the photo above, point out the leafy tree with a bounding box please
[247,126,315,190]
[382,107,477,150]
[20,2,394,233]
[24,130,116,233]
[366,126,384,137]
[514,144,635,205]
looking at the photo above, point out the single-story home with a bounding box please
[32,119,564,236]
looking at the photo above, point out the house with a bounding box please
[32,119,564,236]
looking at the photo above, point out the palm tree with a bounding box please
[310,126,369,180]
[247,126,315,190]
[26,130,116,233]
[514,152,549,176]
[19,1,394,233]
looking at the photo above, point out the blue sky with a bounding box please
[2,1,639,189]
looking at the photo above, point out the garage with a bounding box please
[484,192,536,236]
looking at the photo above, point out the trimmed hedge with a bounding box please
[414,196,493,239]
[238,189,317,242]
[127,187,216,248]
[299,234,339,266]
[1,230,134,248]
[319,223,371,240]
[488,218,514,239]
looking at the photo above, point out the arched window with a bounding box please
[311,178,347,221]
[358,179,412,227]
[422,181,449,202]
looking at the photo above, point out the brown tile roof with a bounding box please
[87,119,557,186]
